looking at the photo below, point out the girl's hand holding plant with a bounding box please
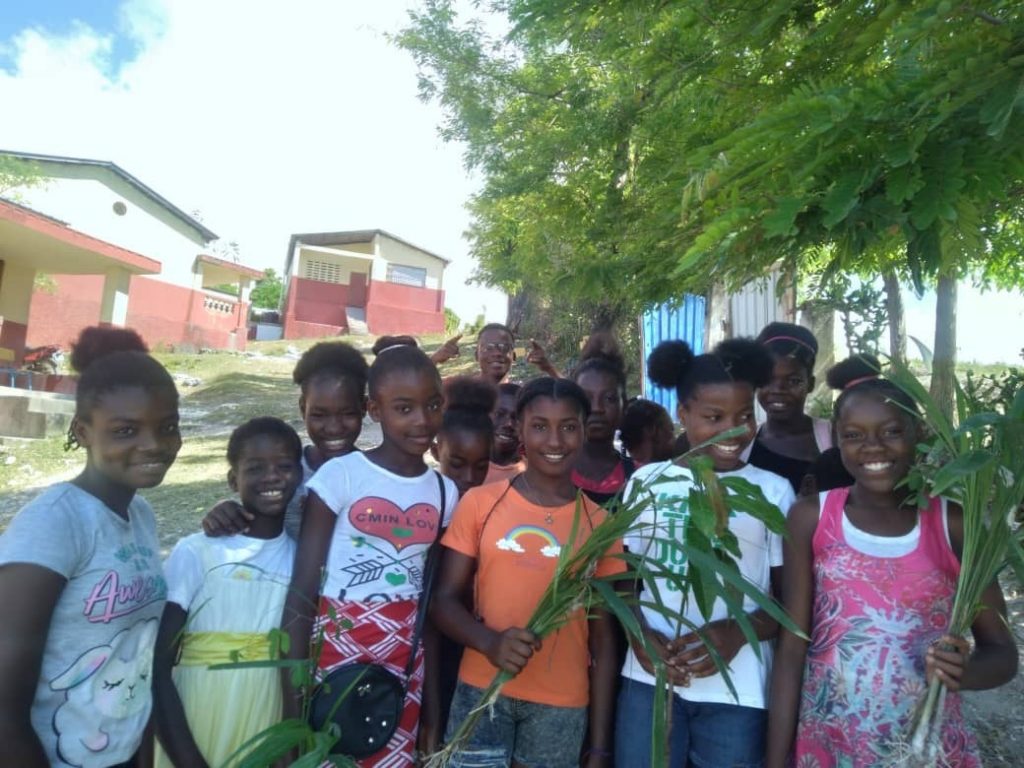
[672,618,746,679]
[633,628,691,686]
[485,627,541,674]
[925,635,971,692]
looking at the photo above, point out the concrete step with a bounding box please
[345,306,369,336]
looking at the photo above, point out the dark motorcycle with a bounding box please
[23,345,64,375]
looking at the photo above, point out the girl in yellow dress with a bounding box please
[153,417,302,768]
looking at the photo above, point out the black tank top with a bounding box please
[747,438,811,494]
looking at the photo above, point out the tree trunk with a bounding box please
[506,289,530,335]
[883,269,907,367]
[705,281,730,352]
[929,273,957,420]
[800,301,835,416]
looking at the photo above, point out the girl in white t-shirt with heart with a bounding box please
[281,341,457,767]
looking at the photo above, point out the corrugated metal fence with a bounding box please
[729,272,789,338]
[640,294,706,421]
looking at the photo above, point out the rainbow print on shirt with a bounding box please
[495,525,561,558]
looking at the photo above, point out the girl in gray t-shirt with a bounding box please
[0,327,181,768]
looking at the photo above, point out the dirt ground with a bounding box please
[1,339,1022,764]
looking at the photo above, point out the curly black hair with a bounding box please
[441,376,497,441]
[292,341,369,395]
[647,337,772,402]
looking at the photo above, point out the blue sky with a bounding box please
[0,0,138,71]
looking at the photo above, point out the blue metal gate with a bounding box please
[640,295,706,421]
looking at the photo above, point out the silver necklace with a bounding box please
[519,474,555,524]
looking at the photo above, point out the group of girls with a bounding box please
[0,318,1017,768]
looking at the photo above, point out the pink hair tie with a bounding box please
[762,335,816,354]
[844,374,879,389]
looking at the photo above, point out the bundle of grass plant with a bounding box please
[428,435,798,768]
[886,364,1024,766]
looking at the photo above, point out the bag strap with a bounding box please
[401,470,447,684]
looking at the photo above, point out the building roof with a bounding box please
[284,228,451,277]
[195,253,264,280]
[0,197,161,275]
[0,149,218,242]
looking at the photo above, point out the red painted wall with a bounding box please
[288,277,349,326]
[283,277,349,339]
[27,275,106,349]
[283,276,445,339]
[365,280,445,335]
[27,274,249,351]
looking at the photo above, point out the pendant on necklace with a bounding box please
[545,510,554,525]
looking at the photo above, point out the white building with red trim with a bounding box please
[0,150,261,363]
[282,229,448,338]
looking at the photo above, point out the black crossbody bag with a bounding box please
[309,471,446,758]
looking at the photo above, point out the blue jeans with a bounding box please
[444,681,587,768]
[614,677,766,767]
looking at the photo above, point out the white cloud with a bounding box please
[0,0,506,325]
[495,537,524,553]
[540,544,561,558]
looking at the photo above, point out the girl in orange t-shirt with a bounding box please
[432,377,624,768]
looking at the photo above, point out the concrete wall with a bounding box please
[365,281,445,335]
[27,274,248,351]
[283,276,350,334]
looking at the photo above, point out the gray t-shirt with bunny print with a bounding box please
[0,482,166,767]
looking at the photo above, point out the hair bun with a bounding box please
[713,337,773,390]
[70,327,148,374]
[646,340,693,389]
[444,376,497,414]
[826,354,881,390]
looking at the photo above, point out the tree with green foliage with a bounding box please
[0,156,42,201]
[398,1,1024,416]
[250,268,283,310]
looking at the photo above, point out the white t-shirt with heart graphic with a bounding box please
[305,452,457,603]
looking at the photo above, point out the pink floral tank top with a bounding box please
[793,488,980,768]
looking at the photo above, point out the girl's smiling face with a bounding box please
[518,395,584,479]
[678,382,757,472]
[367,368,444,458]
[476,328,515,383]
[229,434,302,522]
[758,355,812,422]
[300,375,365,463]
[435,428,492,497]
[74,385,182,490]
[836,392,917,494]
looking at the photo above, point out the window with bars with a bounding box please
[386,263,427,288]
[304,259,343,284]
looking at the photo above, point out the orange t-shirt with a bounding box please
[441,480,626,707]
[483,460,525,486]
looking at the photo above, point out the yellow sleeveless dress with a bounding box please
[155,540,292,768]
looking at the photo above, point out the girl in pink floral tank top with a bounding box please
[765,356,1018,768]
[795,488,977,767]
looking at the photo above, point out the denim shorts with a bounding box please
[444,680,587,768]
[614,677,766,767]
